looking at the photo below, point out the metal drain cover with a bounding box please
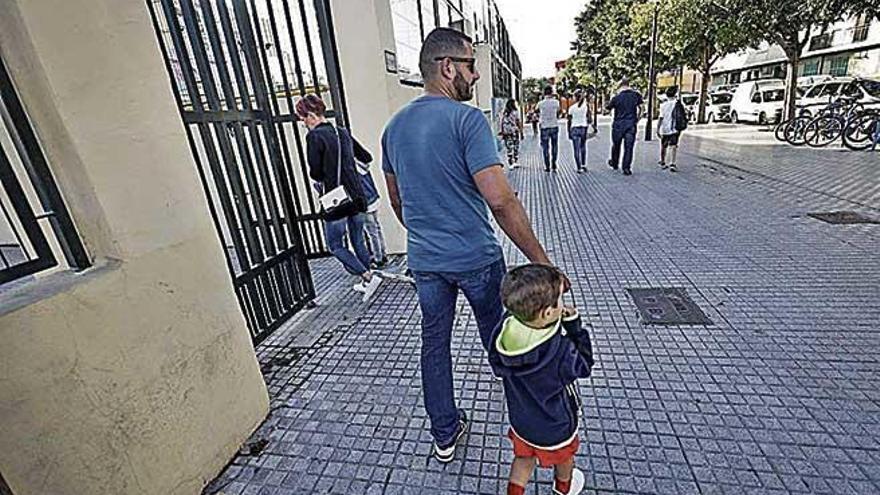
[626,287,712,325]
[807,211,880,224]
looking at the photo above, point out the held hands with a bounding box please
[562,306,577,318]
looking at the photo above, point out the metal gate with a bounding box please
[148,0,348,343]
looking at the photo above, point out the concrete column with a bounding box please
[330,0,421,255]
[0,1,268,494]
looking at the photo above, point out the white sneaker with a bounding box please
[352,282,367,293]
[361,274,382,302]
[552,467,585,494]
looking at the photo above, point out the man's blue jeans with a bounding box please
[325,214,371,276]
[412,258,506,444]
[540,126,559,169]
[610,121,637,172]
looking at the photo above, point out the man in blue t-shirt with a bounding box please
[382,28,560,465]
[605,77,644,175]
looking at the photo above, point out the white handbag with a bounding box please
[318,126,352,214]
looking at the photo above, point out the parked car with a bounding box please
[797,77,880,116]
[730,79,786,124]
[707,92,733,122]
[680,92,699,122]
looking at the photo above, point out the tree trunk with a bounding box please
[783,47,800,121]
[698,45,711,124]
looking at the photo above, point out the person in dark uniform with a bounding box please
[605,77,643,176]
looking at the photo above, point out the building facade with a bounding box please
[712,14,880,87]
[0,1,523,493]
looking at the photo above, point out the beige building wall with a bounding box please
[331,0,419,255]
[0,1,268,494]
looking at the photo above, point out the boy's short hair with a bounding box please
[665,86,678,98]
[501,264,564,322]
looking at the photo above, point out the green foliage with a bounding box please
[522,76,552,104]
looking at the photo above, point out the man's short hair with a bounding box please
[665,86,678,98]
[501,264,564,323]
[419,28,473,81]
[543,85,553,96]
[619,77,630,87]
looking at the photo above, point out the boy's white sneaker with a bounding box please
[552,467,585,495]
[352,282,367,293]
[362,274,383,302]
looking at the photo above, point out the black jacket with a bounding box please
[306,123,373,221]
[489,312,594,448]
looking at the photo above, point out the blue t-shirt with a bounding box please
[608,89,644,126]
[382,95,503,272]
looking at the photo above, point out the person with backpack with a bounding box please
[657,86,686,172]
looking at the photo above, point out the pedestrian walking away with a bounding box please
[657,86,685,172]
[381,27,559,464]
[297,94,382,302]
[500,98,523,170]
[605,77,643,175]
[489,264,594,495]
[567,87,597,173]
[528,108,539,137]
[537,86,561,171]
[355,159,389,267]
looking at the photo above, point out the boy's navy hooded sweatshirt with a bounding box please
[489,312,594,448]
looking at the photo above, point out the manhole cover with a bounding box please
[807,211,880,224]
[626,287,712,326]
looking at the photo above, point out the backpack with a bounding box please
[672,100,688,132]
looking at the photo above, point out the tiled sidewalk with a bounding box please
[207,126,880,495]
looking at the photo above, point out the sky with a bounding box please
[493,0,587,79]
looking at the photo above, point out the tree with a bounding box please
[522,76,552,106]
[731,0,845,120]
[643,0,754,123]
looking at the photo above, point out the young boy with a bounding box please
[657,86,682,172]
[490,264,595,495]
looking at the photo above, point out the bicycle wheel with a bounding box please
[843,114,879,151]
[784,116,812,146]
[805,115,843,148]
[774,119,790,142]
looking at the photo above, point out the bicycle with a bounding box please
[803,98,864,148]
[842,111,880,151]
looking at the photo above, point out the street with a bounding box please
[208,123,880,495]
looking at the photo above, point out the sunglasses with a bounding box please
[434,56,476,72]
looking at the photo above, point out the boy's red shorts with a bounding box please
[508,428,580,467]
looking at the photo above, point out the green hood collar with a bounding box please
[495,316,560,357]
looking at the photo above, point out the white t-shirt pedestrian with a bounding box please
[659,98,678,136]
[537,97,560,129]
[569,102,590,128]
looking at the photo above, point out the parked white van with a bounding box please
[730,79,786,124]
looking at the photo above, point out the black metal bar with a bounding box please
[148,0,238,282]
[251,0,316,294]
[281,1,309,96]
[162,0,260,270]
[238,0,290,254]
[298,0,323,97]
[0,56,90,271]
[313,0,350,128]
[205,0,285,266]
[189,0,275,263]
[262,0,314,232]
[0,134,56,284]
